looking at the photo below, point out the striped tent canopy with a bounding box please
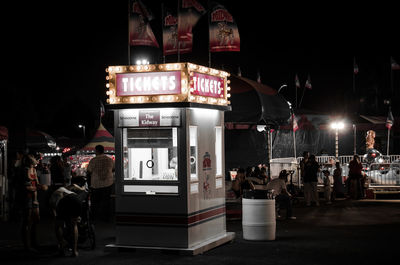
[81,123,114,153]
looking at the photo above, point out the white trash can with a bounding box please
[242,198,276,241]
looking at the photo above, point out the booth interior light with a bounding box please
[136,59,149,65]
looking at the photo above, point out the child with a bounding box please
[322,170,332,204]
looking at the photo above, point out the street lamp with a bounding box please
[257,120,273,179]
[78,124,86,139]
[330,121,345,160]
[277,84,287,93]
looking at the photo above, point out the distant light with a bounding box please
[135,59,149,65]
[257,125,266,132]
[330,121,345,130]
[78,124,84,128]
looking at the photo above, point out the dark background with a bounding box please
[2,0,399,141]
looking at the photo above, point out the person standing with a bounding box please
[348,155,363,200]
[322,170,332,204]
[304,154,320,206]
[19,154,47,252]
[50,156,65,189]
[299,151,309,183]
[87,145,115,221]
[332,162,343,201]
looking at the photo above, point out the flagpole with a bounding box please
[177,0,181,63]
[298,86,306,108]
[387,127,390,156]
[292,114,297,159]
[353,57,356,94]
[208,0,211,68]
[127,0,131,65]
[390,57,394,96]
[161,3,165,64]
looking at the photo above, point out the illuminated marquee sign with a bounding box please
[116,71,181,96]
[106,63,230,106]
[190,72,224,98]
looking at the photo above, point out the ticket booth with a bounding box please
[106,63,234,254]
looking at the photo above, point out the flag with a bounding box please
[305,74,312,89]
[295,74,300,88]
[353,57,359,74]
[129,0,159,47]
[391,57,400,70]
[177,0,206,42]
[386,108,394,129]
[100,100,105,118]
[209,2,240,52]
[292,114,299,132]
[162,6,192,55]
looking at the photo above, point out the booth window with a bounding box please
[215,126,222,176]
[215,126,223,189]
[189,126,198,181]
[123,128,178,181]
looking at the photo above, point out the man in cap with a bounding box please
[267,170,296,220]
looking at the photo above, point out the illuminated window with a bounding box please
[215,126,222,177]
[189,126,198,181]
[123,128,178,181]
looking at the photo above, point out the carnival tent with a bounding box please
[224,75,291,170]
[225,75,291,125]
[80,123,114,153]
[26,129,57,152]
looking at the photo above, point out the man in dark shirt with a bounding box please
[304,155,320,206]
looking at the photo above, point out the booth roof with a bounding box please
[225,75,291,125]
[81,123,115,153]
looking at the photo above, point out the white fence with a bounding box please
[273,155,400,188]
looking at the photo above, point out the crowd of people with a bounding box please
[229,152,368,220]
[8,144,115,257]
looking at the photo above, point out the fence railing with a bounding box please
[272,155,400,188]
[366,163,400,187]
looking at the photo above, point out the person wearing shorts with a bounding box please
[50,185,85,257]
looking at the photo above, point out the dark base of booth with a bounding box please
[105,232,235,256]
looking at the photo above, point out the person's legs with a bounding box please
[311,182,319,206]
[71,218,79,257]
[92,186,112,221]
[276,194,294,219]
[304,182,311,206]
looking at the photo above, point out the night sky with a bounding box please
[2,0,399,141]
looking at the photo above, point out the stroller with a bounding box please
[63,177,96,251]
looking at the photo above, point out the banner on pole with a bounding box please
[177,0,206,42]
[209,3,240,52]
[162,7,192,55]
[129,0,159,47]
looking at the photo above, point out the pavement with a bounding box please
[1,198,400,265]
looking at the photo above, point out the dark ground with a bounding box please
[1,198,399,265]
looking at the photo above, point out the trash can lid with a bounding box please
[243,189,273,199]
